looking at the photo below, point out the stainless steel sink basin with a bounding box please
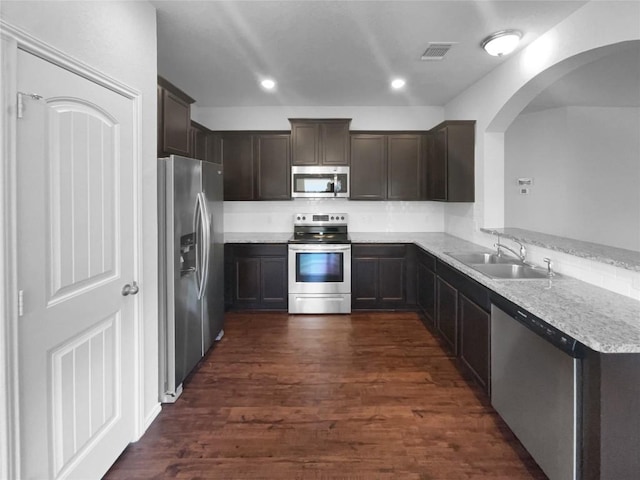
[472,263,550,279]
[447,251,519,265]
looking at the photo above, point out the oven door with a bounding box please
[288,243,351,295]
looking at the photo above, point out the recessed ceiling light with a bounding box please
[260,78,276,90]
[481,30,522,56]
[391,78,406,90]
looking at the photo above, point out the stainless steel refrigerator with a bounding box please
[158,155,224,403]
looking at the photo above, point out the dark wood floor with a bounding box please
[105,312,547,479]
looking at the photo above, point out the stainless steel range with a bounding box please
[288,213,351,314]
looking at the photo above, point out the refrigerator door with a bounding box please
[202,161,224,353]
[159,155,204,402]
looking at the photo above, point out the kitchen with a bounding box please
[1,1,639,479]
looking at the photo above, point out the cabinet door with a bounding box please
[291,122,318,165]
[350,134,386,200]
[222,133,254,200]
[417,262,436,324]
[387,134,423,200]
[352,257,379,305]
[436,277,458,354]
[428,128,447,200]
[255,134,291,200]
[459,294,490,392]
[160,88,191,156]
[261,257,288,305]
[205,133,222,164]
[378,257,405,303]
[190,123,208,161]
[234,257,260,302]
[320,121,350,165]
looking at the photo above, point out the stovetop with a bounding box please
[289,212,350,244]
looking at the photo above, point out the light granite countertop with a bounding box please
[481,227,640,272]
[224,231,640,354]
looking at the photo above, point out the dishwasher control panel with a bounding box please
[493,296,584,358]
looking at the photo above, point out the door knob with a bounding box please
[122,281,139,296]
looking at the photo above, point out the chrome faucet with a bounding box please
[543,257,554,277]
[495,239,527,263]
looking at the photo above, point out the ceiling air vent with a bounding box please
[421,42,456,61]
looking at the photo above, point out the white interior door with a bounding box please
[16,49,137,479]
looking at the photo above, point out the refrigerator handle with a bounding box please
[193,193,203,295]
[198,192,212,299]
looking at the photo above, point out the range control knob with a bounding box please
[341,216,345,220]
[302,216,306,220]
[331,216,335,220]
[296,216,301,220]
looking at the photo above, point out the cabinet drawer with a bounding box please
[229,243,288,257]
[352,244,407,257]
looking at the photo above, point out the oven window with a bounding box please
[296,252,343,283]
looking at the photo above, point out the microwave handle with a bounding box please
[334,173,338,197]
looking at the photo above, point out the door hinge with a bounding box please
[17,290,24,317]
[17,92,43,119]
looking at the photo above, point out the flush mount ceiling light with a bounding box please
[391,78,406,90]
[481,30,522,56]
[260,78,276,90]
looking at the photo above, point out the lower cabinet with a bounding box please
[225,244,288,310]
[436,277,458,354]
[352,244,416,310]
[416,249,436,324]
[417,248,491,394]
[459,293,490,392]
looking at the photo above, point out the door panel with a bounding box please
[16,50,136,479]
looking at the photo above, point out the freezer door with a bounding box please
[202,161,224,353]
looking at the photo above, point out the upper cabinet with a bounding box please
[290,119,351,166]
[350,133,425,201]
[157,76,195,157]
[189,121,221,164]
[221,132,291,201]
[426,120,475,202]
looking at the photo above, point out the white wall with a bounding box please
[194,105,443,130]
[0,1,160,431]
[505,106,640,252]
[225,200,444,233]
[442,1,640,299]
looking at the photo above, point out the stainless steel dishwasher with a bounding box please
[491,299,583,480]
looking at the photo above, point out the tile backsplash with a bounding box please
[224,200,445,233]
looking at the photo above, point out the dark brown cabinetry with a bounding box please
[221,132,291,201]
[189,121,221,163]
[158,76,195,157]
[426,120,475,202]
[434,257,490,392]
[221,133,254,201]
[436,277,458,354]
[254,134,291,200]
[350,133,425,200]
[224,244,288,310]
[459,293,490,391]
[351,244,415,310]
[416,249,436,325]
[290,119,351,166]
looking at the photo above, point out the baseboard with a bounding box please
[137,403,162,441]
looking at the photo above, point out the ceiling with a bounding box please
[153,0,588,108]
[523,43,640,113]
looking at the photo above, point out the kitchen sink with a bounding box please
[472,263,550,279]
[446,251,519,265]
[446,251,555,280]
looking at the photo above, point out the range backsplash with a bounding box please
[224,200,445,233]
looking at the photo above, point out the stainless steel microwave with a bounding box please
[291,166,349,198]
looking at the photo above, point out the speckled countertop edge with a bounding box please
[225,231,640,353]
[481,227,640,272]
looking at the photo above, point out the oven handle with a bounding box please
[288,245,351,252]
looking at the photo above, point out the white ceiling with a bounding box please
[523,43,640,113]
[153,0,588,107]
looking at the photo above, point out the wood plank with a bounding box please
[105,312,546,479]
